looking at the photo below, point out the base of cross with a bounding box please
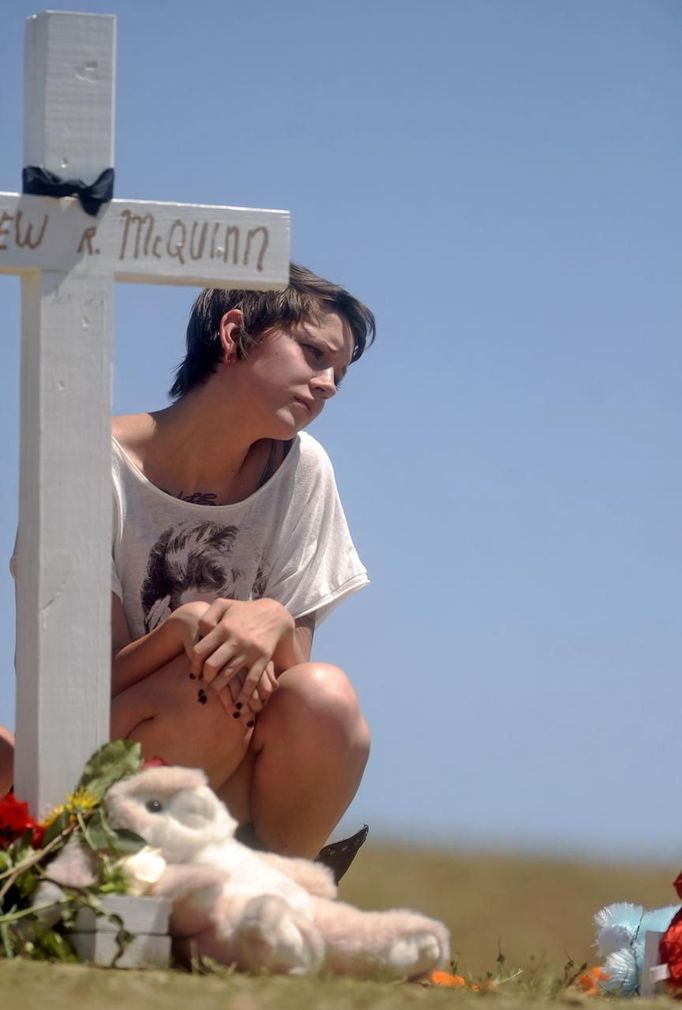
[67,895,170,968]
[640,931,670,999]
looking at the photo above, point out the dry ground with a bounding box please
[340,843,677,976]
[1,843,678,1009]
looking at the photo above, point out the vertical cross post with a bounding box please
[6,11,289,824]
[14,13,116,814]
[641,931,669,998]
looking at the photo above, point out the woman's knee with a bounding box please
[264,662,371,756]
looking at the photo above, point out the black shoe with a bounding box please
[315,824,369,883]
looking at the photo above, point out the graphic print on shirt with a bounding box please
[140,521,266,632]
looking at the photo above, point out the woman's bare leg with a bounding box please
[111,657,370,858]
[219,662,371,858]
[111,653,251,790]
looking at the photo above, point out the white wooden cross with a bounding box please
[2,11,290,818]
[641,930,670,999]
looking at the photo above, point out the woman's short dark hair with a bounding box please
[169,262,376,400]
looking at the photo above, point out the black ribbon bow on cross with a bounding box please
[22,166,115,217]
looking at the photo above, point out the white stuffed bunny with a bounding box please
[98,765,449,979]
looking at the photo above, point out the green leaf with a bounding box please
[99,856,127,891]
[75,741,142,802]
[113,922,135,966]
[32,927,79,963]
[80,809,144,858]
[14,869,39,899]
[109,827,145,855]
[11,834,34,862]
[80,808,118,852]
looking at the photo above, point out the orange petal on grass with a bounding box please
[577,966,610,995]
[430,970,468,987]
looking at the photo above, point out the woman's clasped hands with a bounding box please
[172,598,294,726]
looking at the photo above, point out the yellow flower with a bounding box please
[66,788,98,814]
[40,787,99,828]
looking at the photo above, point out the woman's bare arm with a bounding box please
[111,594,199,697]
[111,594,315,703]
[271,611,314,673]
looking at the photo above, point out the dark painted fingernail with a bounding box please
[188,672,197,680]
[197,689,207,705]
[235,702,243,710]
[232,711,240,719]
[246,719,255,728]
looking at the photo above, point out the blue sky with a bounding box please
[1,0,681,860]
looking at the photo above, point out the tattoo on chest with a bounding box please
[163,490,220,505]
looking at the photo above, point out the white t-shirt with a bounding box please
[112,432,368,640]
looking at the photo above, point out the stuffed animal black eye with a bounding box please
[145,799,163,813]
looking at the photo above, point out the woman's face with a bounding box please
[237,311,354,438]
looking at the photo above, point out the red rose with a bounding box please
[0,792,39,847]
[30,824,45,848]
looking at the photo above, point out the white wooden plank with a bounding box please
[641,930,665,998]
[72,895,170,935]
[0,193,290,289]
[69,931,171,968]
[24,12,116,179]
[14,269,113,817]
[10,8,290,832]
[13,12,116,818]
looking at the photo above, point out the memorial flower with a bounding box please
[0,740,146,962]
[0,792,39,846]
[117,846,167,896]
[41,787,99,830]
[428,970,498,992]
[576,965,610,996]
[429,970,468,987]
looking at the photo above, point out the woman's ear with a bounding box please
[219,309,244,365]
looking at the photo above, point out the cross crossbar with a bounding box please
[0,194,289,288]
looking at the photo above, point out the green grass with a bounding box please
[0,960,477,1010]
[1,843,679,1009]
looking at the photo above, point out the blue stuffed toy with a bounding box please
[594,901,680,995]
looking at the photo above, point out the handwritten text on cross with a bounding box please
[0,194,287,286]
